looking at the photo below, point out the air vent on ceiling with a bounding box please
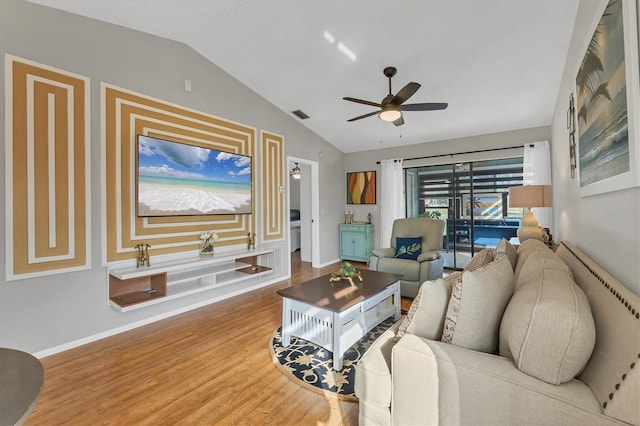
[292,109,310,120]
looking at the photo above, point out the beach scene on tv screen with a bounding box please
[137,135,252,216]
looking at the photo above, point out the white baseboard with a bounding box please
[315,257,341,269]
[33,276,284,359]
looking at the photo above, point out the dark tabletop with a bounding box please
[0,348,44,425]
[277,269,400,313]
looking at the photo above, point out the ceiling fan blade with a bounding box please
[347,110,380,122]
[393,115,405,126]
[401,102,448,111]
[343,97,382,108]
[391,82,421,105]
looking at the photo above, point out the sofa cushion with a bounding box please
[495,238,517,270]
[397,272,462,339]
[463,248,494,272]
[354,321,402,408]
[395,236,422,260]
[392,335,619,426]
[358,400,391,426]
[441,255,514,353]
[499,250,596,385]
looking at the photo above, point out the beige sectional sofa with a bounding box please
[355,240,639,425]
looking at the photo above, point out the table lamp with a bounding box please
[508,185,552,242]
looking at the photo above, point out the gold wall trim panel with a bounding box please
[260,131,284,242]
[101,83,257,264]
[4,54,91,280]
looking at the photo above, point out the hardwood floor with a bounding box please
[26,253,410,426]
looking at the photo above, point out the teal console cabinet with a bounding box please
[339,223,374,263]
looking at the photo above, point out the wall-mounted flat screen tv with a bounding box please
[136,135,252,217]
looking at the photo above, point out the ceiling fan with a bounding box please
[343,66,448,126]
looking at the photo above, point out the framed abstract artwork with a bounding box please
[575,0,640,196]
[347,171,376,204]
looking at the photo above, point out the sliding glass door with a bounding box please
[405,157,524,270]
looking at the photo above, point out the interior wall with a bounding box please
[101,84,260,262]
[5,56,91,279]
[0,0,344,353]
[343,126,550,248]
[289,175,301,210]
[550,0,640,294]
[299,163,313,262]
[260,131,286,243]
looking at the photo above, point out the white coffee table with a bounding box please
[277,269,401,370]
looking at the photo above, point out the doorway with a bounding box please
[405,158,525,270]
[287,156,320,270]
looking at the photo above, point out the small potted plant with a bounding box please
[421,210,442,220]
[199,231,219,256]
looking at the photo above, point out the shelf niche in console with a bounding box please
[108,248,274,312]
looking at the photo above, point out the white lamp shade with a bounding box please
[508,185,552,208]
[508,185,552,243]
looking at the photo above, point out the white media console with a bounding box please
[108,247,275,312]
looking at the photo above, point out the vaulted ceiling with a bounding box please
[29,0,580,153]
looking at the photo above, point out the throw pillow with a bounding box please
[397,272,463,339]
[515,239,552,263]
[495,238,517,270]
[514,239,564,286]
[395,237,422,260]
[516,249,569,290]
[499,251,595,385]
[462,248,494,272]
[441,255,514,353]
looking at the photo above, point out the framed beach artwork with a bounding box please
[575,0,640,196]
[346,171,376,204]
[462,193,503,219]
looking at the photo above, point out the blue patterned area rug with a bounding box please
[269,316,398,401]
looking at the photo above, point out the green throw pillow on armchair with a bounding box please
[395,237,422,260]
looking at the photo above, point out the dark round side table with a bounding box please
[0,348,44,425]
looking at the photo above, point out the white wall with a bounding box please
[550,0,640,294]
[0,0,345,353]
[343,126,550,248]
[299,164,313,262]
[289,176,301,210]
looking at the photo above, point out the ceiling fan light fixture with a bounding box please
[344,66,447,126]
[290,163,301,179]
[379,108,401,122]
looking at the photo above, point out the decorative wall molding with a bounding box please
[4,54,91,280]
[260,131,285,242]
[101,83,257,264]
